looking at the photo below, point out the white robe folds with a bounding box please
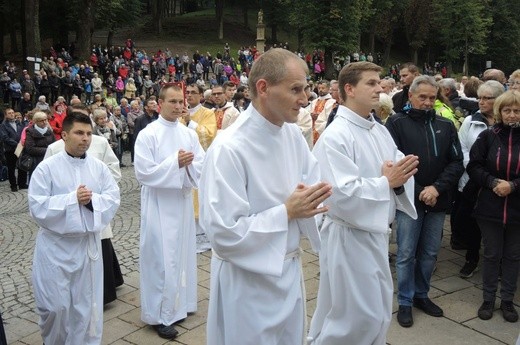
[29,151,120,345]
[308,106,417,345]
[45,135,121,239]
[134,116,204,326]
[199,105,322,345]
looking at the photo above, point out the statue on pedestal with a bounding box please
[258,10,263,25]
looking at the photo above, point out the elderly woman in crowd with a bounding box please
[509,70,520,91]
[110,105,129,166]
[23,111,55,180]
[375,92,394,124]
[92,108,118,152]
[35,95,50,112]
[467,90,520,323]
[453,81,505,279]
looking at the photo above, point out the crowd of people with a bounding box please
[1,39,520,345]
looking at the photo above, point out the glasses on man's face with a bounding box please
[502,108,520,115]
[508,80,520,88]
[477,96,496,101]
[186,91,199,95]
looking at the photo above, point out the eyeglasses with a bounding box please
[186,91,200,95]
[508,80,520,87]
[501,108,520,115]
[477,96,496,101]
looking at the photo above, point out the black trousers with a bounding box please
[478,218,520,302]
[5,151,27,188]
[452,191,481,263]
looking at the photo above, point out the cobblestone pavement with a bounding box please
[1,152,519,344]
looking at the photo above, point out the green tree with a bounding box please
[287,0,371,79]
[432,0,492,74]
[403,0,431,65]
[95,0,143,47]
[485,0,520,74]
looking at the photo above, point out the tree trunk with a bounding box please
[369,29,375,55]
[382,33,392,67]
[76,0,94,61]
[412,48,418,65]
[10,16,18,54]
[297,27,303,52]
[0,12,4,59]
[215,0,224,40]
[106,30,114,47]
[173,0,177,16]
[152,0,162,34]
[271,24,278,44]
[242,2,248,28]
[22,0,42,71]
[324,49,335,80]
[463,35,468,76]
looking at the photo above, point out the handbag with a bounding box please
[16,151,34,172]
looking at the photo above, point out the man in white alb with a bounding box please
[199,48,332,345]
[308,61,418,345]
[134,84,205,339]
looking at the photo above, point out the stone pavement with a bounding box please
[1,152,519,345]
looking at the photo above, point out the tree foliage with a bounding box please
[3,0,520,76]
[432,0,492,73]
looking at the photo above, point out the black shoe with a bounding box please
[478,300,494,320]
[500,301,519,322]
[413,297,443,317]
[153,324,179,339]
[459,261,478,278]
[18,184,28,190]
[397,305,413,327]
[10,186,18,192]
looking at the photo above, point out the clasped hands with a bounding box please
[493,179,512,198]
[178,149,194,168]
[77,184,92,205]
[285,182,332,220]
[382,154,419,189]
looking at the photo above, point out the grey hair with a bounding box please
[478,80,505,98]
[92,108,108,122]
[438,78,457,92]
[410,75,438,93]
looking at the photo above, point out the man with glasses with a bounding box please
[310,80,336,143]
[211,85,240,132]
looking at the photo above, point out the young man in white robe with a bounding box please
[308,62,419,345]
[44,105,124,306]
[199,48,333,345]
[29,111,120,345]
[134,84,205,340]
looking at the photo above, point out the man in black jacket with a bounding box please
[0,108,27,191]
[392,63,420,113]
[385,75,464,328]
